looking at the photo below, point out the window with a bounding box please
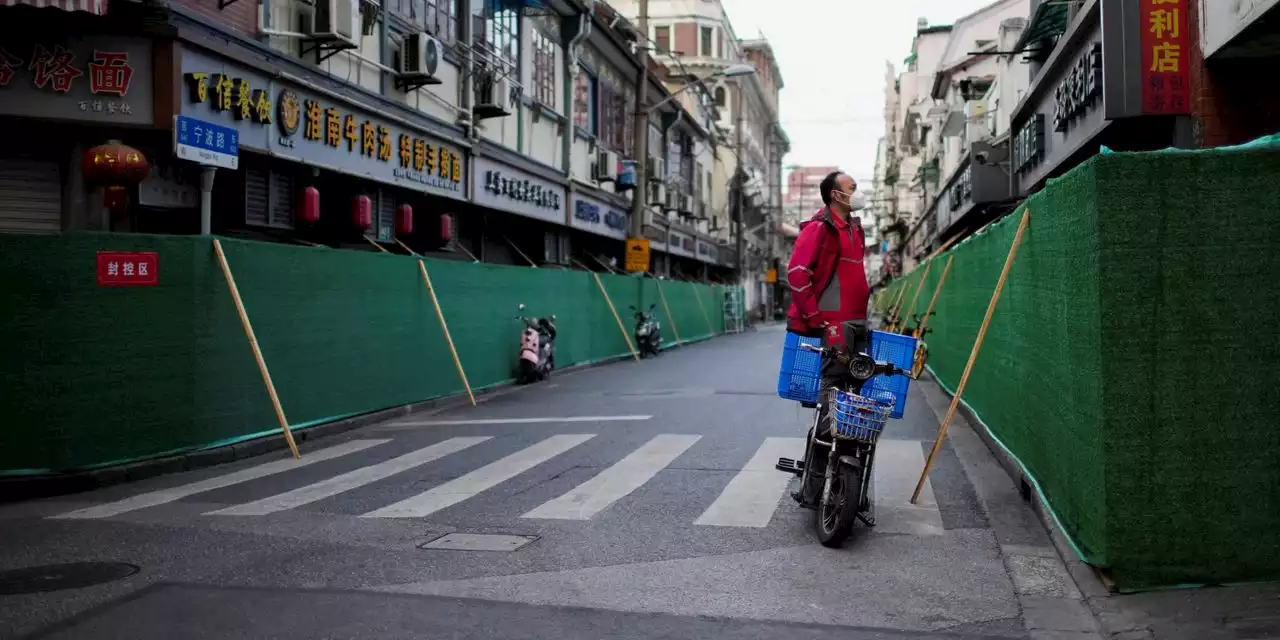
[598,80,628,152]
[532,28,556,108]
[716,27,724,58]
[476,2,518,73]
[714,86,726,108]
[573,65,596,133]
[386,0,460,44]
[654,26,670,52]
[700,26,713,56]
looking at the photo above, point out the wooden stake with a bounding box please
[911,208,1031,504]
[212,239,300,460]
[592,271,639,361]
[364,236,391,254]
[690,284,716,336]
[589,253,619,274]
[899,261,933,334]
[503,234,537,267]
[394,238,419,256]
[886,282,909,327]
[454,242,480,263]
[924,234,961,262]
[418,260,476,407]
[653,277,683,345]
[915,255,954,339]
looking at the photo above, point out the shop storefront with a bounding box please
[469,155,567,265]
[1011,0,1192,196]
[0,32,158,233]
[640,216,669,276]
[924,140,1013,251]
[569,188,628,268]
[178,44,468,243]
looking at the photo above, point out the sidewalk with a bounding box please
[915,373,1280,640]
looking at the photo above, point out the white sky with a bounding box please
[720,0,998,187]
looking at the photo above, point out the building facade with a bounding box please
[606,0,789,314]
[0,0,736,279]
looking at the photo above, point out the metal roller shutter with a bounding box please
[0,159,62,233]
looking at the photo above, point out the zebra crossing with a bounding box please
[47,433,945,534]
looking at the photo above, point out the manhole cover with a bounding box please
[0,562,140,595]
[418,533,538,552]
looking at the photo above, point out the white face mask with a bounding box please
[848,190,868,211]
[836,190,867,211]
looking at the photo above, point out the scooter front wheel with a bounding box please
[816,457,863,548]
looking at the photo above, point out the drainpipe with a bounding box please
[562,0,592,178]
[460,0,477,141]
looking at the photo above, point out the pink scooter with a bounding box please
[515,303,557,384]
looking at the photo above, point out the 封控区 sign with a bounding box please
[97,251,158,286]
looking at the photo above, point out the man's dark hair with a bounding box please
[819,171,844,205]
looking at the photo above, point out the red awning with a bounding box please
[0,0,106,14]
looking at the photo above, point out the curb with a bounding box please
[926,372,1114,603]
[1,336,733,503]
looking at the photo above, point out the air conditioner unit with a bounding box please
[401,33,442,80]
[604,151,620,182]
[650,182,666,206]
[474,71,512,119]
[303,0,360,48]
[593,150,612,182]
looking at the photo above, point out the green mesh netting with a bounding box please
[0,234,735,475]
[872,147,1280,591]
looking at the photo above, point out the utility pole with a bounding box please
[629,0,649,239]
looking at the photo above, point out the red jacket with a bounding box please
[786,207,868,337]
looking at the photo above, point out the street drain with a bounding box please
[418,533,538,552]
[0,562,140,595]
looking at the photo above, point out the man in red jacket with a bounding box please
[786,171,870,346]
[785,170,871,509]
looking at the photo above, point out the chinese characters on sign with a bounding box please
[175,115,240,170]
[184,65,466,195]
[0,43,141,118]
[484,170,561,210]
[1053,42,1103,132]
[1140,0,1190,115]
[97,251,159,287]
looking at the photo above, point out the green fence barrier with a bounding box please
[873,147,1280,591]
[0,234,737,475]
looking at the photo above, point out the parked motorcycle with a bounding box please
[629,304,662,357]
[775,320,910,547]
[515,304,557,384]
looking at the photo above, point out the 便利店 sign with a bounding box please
[97,251,158,286]
[1140,0,1190,115]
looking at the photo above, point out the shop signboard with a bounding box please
[179,46,466,201]
[695,239,718,264]
[0,36,153,125]
[471,156,565,224]
[667,229,695,258]
[570,193,628,240]
[641,224,667,252]
[1138,0,1190,115]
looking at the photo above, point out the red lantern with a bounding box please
[352,195,372,230]
[395,203,413,236]
[298,186,320,224]
[82,140,149,215]
[439,213,453,243]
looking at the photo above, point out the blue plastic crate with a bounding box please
[777,331,823,403]
[862,331,917,419]
[832,390,894,442]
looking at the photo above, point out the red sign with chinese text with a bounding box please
[96,251,158,286]
[1140,0,1190,115]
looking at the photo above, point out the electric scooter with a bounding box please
[629,304,662,357]
[515,303,557,384]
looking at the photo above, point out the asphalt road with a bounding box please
[0,325,1094,639]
